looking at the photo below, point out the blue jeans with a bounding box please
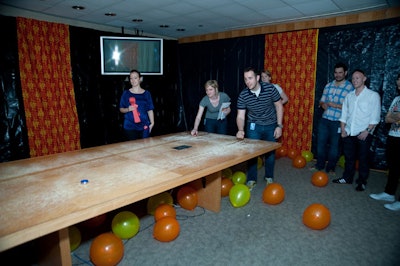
[204,118,227,134]
[246,123,276,182]
[316,118,341,172]
[342,134,372,185]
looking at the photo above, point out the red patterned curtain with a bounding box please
[264,29,318,152]
[17,18,80,157]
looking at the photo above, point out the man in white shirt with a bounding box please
[332,69,381,191]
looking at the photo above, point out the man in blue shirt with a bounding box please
[312,62,354,175]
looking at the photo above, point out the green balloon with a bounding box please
[112,211,140,239]
[338,155,345,168]
[229,184,251,207]
[231,171,247,185]
[301,151,314,162]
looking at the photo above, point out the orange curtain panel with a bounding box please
[264,29,318,153]
[17,17,80,157]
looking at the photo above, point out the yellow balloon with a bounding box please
[147,192,173,215]
[69,225,81,251]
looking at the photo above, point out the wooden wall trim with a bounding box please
[178,7,400,44]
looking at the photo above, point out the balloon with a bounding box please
[292,155,306,168]
[231,171,247,185]
[147,191,173,215]
[222,168,233,179]
[302,203,331,230]
[229,184,251,207]
[111,211,140,239]
[311,171,329,187]
[257,157,263,169]
[177,186,198,210]
[275,146,287,158]
[154,203,176,222]
[153,216,180,242]
[338,155,345,168]
[82,214,107,228]
[301,151,314,162]
[90,232,124,266]
[262,183,285,205]
[69,225,81,251]
[287,148,299,159]
[221,177,234,197]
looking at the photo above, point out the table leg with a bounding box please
[38,227,72,266]
[190,171,221,212]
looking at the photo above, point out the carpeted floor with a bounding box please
[68,157,400,266]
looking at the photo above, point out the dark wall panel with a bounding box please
[313,18,400,169]
[0,16,30,162]
[178,35,265,135]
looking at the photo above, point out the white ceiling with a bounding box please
[0,0,398,39]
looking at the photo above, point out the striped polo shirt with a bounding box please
[237,82,281,126]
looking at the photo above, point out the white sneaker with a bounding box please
[246,181,256,191]
[384,201,400,211]
[264,177,273,185]
[369,192,395,202]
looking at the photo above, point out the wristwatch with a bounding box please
[277,124,283,129]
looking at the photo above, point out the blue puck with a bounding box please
[80,179,89,184]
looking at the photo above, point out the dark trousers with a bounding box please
[342,134,373,185]
[385,136,400,199]
[204,118,228,135]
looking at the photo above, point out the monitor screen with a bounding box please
[100,36,163,75]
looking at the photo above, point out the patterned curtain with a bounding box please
[264,29,318,152]
[17,17,80,157]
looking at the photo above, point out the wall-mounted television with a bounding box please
[100,36,163,75]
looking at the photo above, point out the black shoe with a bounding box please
[332,178,352,184]
[356,184,366,191]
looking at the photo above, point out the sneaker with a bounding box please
[384,201,400,211]
[369,192,395,202]
[355,184,366,191]
[332,178,352,184]
[264,177,273,185]
[246,181,256,191]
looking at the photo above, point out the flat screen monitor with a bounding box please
[100,36,163,75]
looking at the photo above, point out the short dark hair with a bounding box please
[244,67,259,76]
[130,69,141,77]
[334,62,348,72]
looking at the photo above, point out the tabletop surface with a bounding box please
[0,132,280,251]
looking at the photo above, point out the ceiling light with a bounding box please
[105,12,116,17]
[72,5,85,10]
[132,19,143,22]
[176,28,185,31]
[159,25,169,28]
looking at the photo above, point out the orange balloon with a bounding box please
[221,177,234,197]
[153,216,180,242]
[292,155,306,168]
[177,186,198,210]
[287,149,299,159]
[302,203,331,230]
[262,183,285,205]
[90,232,124,266]
[311,171,329,187]
[275,147,287,158]
[154,204,176,222]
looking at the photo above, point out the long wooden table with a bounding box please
[0,132,280,265]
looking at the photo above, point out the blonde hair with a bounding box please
[262,69,272,77]
[204,80,219,94]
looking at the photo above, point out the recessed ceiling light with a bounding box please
[159,25,169,28]
[176,28,185,31]
[72,5,85,10]
[132,19,143,22]
[105,12,116,16]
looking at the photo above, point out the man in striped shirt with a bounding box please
[236,67,284,191]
